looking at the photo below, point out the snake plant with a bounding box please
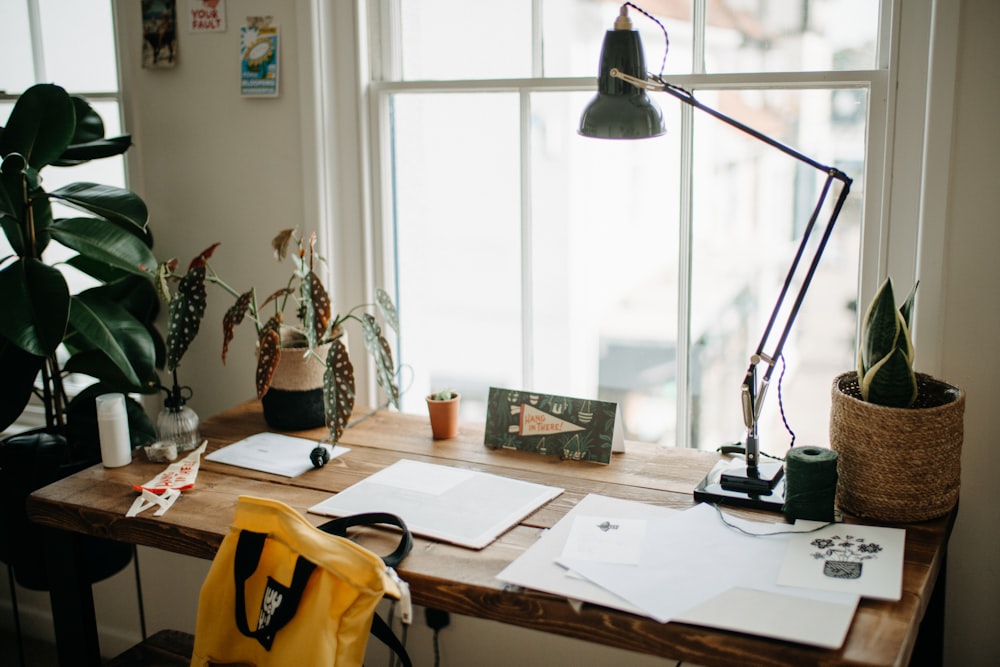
[857,278,919,407]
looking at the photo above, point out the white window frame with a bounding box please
[303,0,958,443]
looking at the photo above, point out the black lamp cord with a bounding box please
[623,2,670,78]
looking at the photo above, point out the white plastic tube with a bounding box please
[96,393,132,467]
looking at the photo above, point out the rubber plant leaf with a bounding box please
[49,216,157,277]
[166,265,208,370]
[360,313,400,409]
[0,83,75,170]
[323,337,356,443]
[0,257,70,357]
[49,182,148,232]
[0,153,24,220]
[65,291,154,388]
[222,290,254,364]
[0,339,45,432]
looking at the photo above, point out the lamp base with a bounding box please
[693,460,785,512]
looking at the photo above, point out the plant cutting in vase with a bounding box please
[160,228,400,442]
[830,276,965,522]
[0,83,161,588]
[426,388,460,440]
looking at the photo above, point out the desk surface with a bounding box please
[28,401,953,667]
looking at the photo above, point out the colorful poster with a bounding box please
[484,387,624,464]
[189,0,226,33]
[240,17,279,96]
[142,0,178,68]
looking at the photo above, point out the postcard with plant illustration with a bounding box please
[776,524,906,600]
[483,387,624,464]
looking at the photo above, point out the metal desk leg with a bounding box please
[42,526,101,667]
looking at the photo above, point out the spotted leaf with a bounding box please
[361,313,399,409]
[303,270,331,347]
[256,326,281,399]
[375,287,399,336]
[166,265,207,370]
[323,338,355,442]
[221,289,254,364]
[272,228,295,261]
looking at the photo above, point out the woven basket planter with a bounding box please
[830,371,965,522]
[260,328,341,431]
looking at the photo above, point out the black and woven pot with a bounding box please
[830,371,965,522]
[260,329,341,431]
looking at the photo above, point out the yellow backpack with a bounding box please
[191,496,412,666]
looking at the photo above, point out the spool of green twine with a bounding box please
[782,446,839,523]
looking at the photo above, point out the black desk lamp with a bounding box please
[580,3,853,511]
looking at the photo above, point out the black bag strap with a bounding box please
[371,610,413,667]
[317,512,414,667]
[233,530,316,650]
[317,512,413,568]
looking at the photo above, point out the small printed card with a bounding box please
[777,523,906,600]
[483,387,624,464]
[240,17,279,96]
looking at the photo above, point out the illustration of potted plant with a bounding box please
[810,535,883,580]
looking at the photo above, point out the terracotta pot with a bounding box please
[830,371,965,522]
[426,392,461,440]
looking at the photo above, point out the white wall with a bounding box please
[3,0,999,664]
[939,0,1000,663]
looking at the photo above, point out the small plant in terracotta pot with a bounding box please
[426,389,460,440]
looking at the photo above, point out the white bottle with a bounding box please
[96,393,132,468]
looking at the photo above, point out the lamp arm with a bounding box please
[611,68,854,468]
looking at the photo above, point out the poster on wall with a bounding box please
[189,0,226,32]
[142,0,178,68]
[240,17,279,97]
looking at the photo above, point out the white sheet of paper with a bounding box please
[497,494,858,649]
[562,515,646,565]
[497,494,671,616]
[309,459,563,550]
[777,523,906,600]
[205,432,349,477]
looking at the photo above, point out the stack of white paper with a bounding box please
[498,494,905,649]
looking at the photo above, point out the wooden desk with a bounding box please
[27,401,953,667]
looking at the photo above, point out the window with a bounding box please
[0,0,124,433]
[366,0,885,451]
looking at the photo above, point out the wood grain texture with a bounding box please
[26,400,954,666]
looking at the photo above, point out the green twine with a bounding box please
[782,446,839,523]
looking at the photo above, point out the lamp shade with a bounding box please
[579,28,665,139]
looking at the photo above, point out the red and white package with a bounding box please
[133,441,207,494]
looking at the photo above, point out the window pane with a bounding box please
[531,91,681,443]
[39,0,119,91]
[689,88,865,453]
[399,0,532,80]
[0,0,34,93]
[542,0,690,77]
[391,93,523,420]
[705,0,879,73]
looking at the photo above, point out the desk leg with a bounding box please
[42,527,102,667]
[911,549,947,666]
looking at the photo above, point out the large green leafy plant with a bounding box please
[161,228,400,443]
[857,277,919,408]
[0,84,160,444]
